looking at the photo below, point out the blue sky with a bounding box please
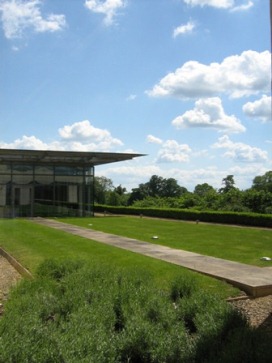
[0,0,271,191]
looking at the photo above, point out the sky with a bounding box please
[0,0,271,192]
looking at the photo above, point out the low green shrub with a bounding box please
[36,258,84,280]
[170,274,197,302]
[0,259,271,362]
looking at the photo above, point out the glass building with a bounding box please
[0,149,143,218]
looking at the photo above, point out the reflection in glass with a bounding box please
[0,163,94,217]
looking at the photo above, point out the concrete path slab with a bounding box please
[32,218,272,297]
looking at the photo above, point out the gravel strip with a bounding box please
[229,295,272,334]
[0,255,21,316]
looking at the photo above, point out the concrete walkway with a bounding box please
[32,218,272,298]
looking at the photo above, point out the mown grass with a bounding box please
[0,219,238,298]
[1,259,271,363]
[58,216,272,267]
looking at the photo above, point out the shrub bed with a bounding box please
[94,205,272,228]
[1,260,271,362]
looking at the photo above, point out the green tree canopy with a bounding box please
[252,171,272,192]
[219,175,236,194]
[194,183,216,197]
[94,176,114,204]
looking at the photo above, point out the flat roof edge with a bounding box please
[0,148,146,166]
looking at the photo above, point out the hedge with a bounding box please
[94,205,272,228]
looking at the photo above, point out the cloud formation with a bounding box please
[0,0,66,39]
[183,0,253,11]
[230,1,253,12]
[157,139,192,163]
[147,136,191,163]
[243,95,272,123]
[183,0,233,8]
[172,97,246,133]
[173,20,195,38]
[212,135,268,163]
[0,120,123,151]
[146,135,163,144]
[85,0,126,26]
[0,135,51,150]
[59,120,123,150]
[146,50,270,99]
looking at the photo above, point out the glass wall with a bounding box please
[0,163,94,218]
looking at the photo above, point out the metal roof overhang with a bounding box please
[0,149,145,167]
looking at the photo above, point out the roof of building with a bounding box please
[0,149,145,166]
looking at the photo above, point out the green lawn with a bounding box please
[0,219,239,298]
[58,216,272,267]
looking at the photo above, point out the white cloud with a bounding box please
[85,0,126,26]
[96,163,161,191]
[173,20,195,38]
[172,97,246,133]
[146,50,270,99]
[146,135,163,144]
[0,0,66,39]
[183,0,233,8]
[0,135,50,150]
[58,120,123,150]
[156,139,191,163]
[183,0,253,11]
[230,1,253,12]
[212,135,268,163]
[0,120,123,152]
[100,164,161,179]
[243,95,272,123]
[147,136,192,163]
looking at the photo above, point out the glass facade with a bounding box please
[0,163,94,218]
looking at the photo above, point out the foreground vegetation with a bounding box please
[1,259,271,363]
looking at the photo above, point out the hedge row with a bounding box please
[94,205,272,228]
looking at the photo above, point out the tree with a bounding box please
[127,183,149,205]
[146,175,186,198]
[128,175,186,205]
[94,176,114,204]
[219,175,236,194]
[252,171,272,192]
[114,185,127,195]
[147,175,164,197]
[106,191,122,206]
[243,189,272,214]
[161,178,187,197]
[194,183,216,197]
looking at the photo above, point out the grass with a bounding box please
[0,219,238,298]
[58,216,272,267]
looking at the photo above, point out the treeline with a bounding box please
[94,171,272,214]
